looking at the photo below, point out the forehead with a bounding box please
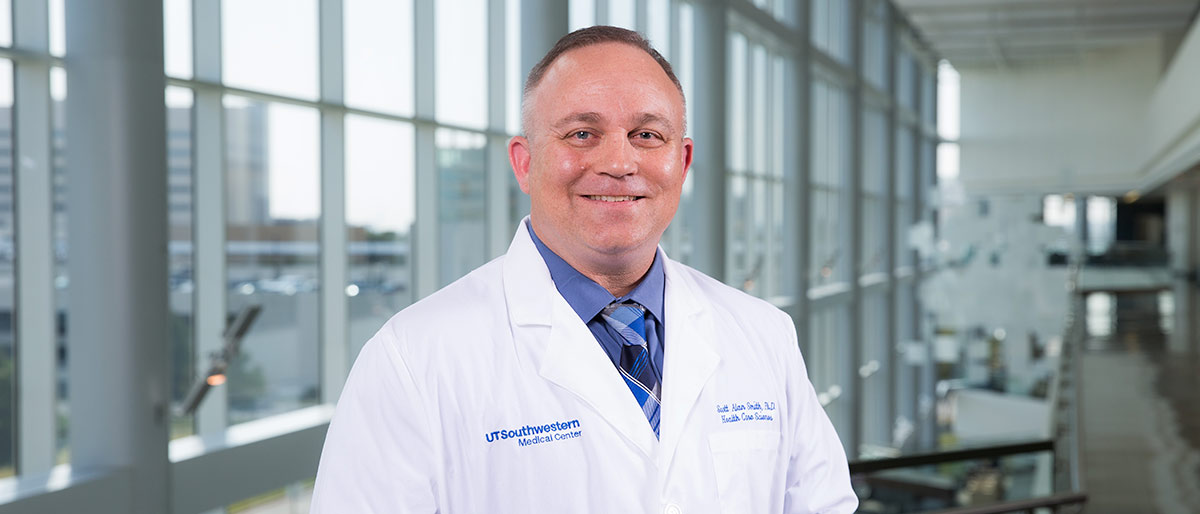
[530,42,684,126]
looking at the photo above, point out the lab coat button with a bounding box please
[664,503,682,514]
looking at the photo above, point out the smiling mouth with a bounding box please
[584,195,643,202]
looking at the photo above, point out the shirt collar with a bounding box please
[526,220,665,324]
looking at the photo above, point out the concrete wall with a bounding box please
[958,38,1163,194]
[1142,18,1200,190]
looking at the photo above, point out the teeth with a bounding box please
[587,195,638,202]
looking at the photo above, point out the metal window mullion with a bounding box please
[791,0,811,357]
[12,0,55,474]
[635,0,648,33]
[486,0,511,257]
[192,0,227,438]
[883,0,900,442]
[594,0,609,25]
[690,0,727,281]
[318,0,348,403]
[845,0,863,459]
[413,0,437,299]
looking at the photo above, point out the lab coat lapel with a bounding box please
[540,300,657,457]
[656,260,721,475]
[502,219,656,457]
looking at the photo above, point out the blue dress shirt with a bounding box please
[526,221,665,385]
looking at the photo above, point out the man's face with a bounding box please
[509,42,693,275]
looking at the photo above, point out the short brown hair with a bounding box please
[521,26,684,134]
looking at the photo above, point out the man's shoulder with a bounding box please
[379,255,508,341]
[666,258,790,324]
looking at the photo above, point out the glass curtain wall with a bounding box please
[0,0,943,508]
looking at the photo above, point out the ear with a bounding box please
[508,135,533,194]
[680,137,694,182]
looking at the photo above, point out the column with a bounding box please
[64,1,170,513]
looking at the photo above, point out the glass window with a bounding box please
[222,0,319,100]
[937,142,958,180]
[49,0,64,57]
[505,0,521,134]
[436,0,488,130]
[608,0,635,29]
[164,0,193,79]
[166,86,195,439]
[922,64,936,127]
[860,292,890,452]
[0,58,12,477]
[894,282,916,436]
[345,115,414,362]
[809,305,851,451]
[811,0,850,64]
[344,0,413,116]
[727,32,747,171]
[810,75,851,286]
[1087,196,1116,255]
[863,0,888,91]
[569,0,595,31]
[0,0,11,47]
[436,129,487,287]
[223,97,321,424]
[896,46,917,112]
[861,106,888,275]
[1043,194,1076,230]
[647,0,670,59]
[895,125,915,268]
[51,65,68,464]
[726,38,785,300]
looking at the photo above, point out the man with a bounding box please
[312,26,857,513]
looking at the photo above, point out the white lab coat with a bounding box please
[311,221,858,514]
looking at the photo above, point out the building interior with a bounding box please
[0,0,1198,512]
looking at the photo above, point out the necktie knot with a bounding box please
[601,302,647,346]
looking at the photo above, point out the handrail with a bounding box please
[922,491,1087,514]
[848,439,1055,475]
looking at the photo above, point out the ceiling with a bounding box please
[893,0,1199,69]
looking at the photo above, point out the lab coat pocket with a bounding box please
[708,430,782,514]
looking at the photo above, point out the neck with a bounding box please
[529,221,656,298]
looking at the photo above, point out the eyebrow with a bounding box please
[550,111,676,132]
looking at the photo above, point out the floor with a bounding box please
[1079,291,1200,514]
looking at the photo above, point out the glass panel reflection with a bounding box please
[436,129,487,288]
[345,115,414,362]
[167,86,195,439]
[223,96,320,424]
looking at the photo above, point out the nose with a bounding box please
[596,134,637,177]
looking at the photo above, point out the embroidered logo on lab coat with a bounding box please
[485,419,583,447]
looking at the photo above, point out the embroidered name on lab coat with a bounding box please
[485,419,583,447]
[716,401,777,424]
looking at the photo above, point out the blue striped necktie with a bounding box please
[599,301,661,438]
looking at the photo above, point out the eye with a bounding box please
[571,130,593,140]
[634,131,658,140]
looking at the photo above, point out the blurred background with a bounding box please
[0,0,1198,512]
